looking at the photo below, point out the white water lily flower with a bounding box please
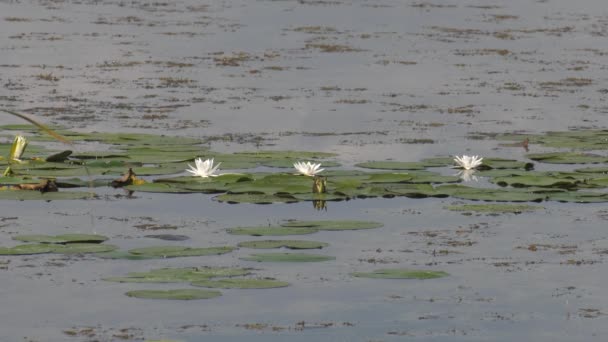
[9,135,28,162]
[457,169,478,182]
[186,158,221,177]
[293,161,324,176]
[453,155,483,170]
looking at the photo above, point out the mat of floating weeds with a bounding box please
[350,269,449,280]
[125,289,222,300]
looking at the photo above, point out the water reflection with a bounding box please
[312,200,327,211]
[457,169,478,182]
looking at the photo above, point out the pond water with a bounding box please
[1,0,608,341]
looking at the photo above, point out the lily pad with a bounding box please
[365,173,413,183]
[237,240,328,249]
[227,226,319,236]
[191,278,289,289]
[51,243,118,254]
[0,244,54,255]
[280,220,383,230]
[125,289,222,300]
[492,175,580,188]
[351,269,449,279]
[104,267,250,283]
[527,152,608,164]
[128,246,235,258]
[240,253,335,262]
[124,183,199,193]
[12,233,108,244]
[0,190,96,201]
[355,161,427,170]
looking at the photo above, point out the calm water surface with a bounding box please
[1,0,608,341]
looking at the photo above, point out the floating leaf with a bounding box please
[128,246,235,258]
[492,175,579,188]
[355,161,426,170]
[437,184,546,202]
[12,233,108,244]
[104,267,250,283]
[365,173,413,183]
[191,278,289,289]
[280,220,383,230]
[51,243,118,254]
[125,289,222,300]
[527,152,608,164]
[227,226,319,236]
[124,183,199,193]
[237,240,328,249]
[0,244,53,255]
[0,190,95,201]
[241,253,335,262]
[351,269,449,279]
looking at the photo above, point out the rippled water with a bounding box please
[1,0,608,341]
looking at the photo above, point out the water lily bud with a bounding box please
[9,135,28,162]
[313,176,327,194]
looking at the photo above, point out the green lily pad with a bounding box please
[237,240,328,249]
[0,190,96,201]
[482,158,534,170]
[191,278,289,289]
[355,161,427,170]
[351,269,449,279]
[365,173,413,183]
[241,253,335,262]
[546,191,608,203]
[492,175,580,188]
[227,226,319,236]
[234,150,337,159]
[51,243,118,254]
[104,267,250,283]
[12,233,108,244]
[125,289,222,300]
[95,251,159,260]
[445,204,542,213]
[527,152,608,164]
[437,184,546,202]
[0,244,54,255]
[128,246,235,258]
[280,220,383,230]
[124,183,199,193]
[261,160,339,168]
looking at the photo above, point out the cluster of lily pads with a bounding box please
[0,218,450,300]
[3,125,608,205]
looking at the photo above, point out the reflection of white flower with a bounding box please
[457,169,478,182]
[293,161,324,176]
[186,158,221,177]
[453,155,483,170]
[9,135,28,162]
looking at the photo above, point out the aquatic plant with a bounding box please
[186,158,221,177]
